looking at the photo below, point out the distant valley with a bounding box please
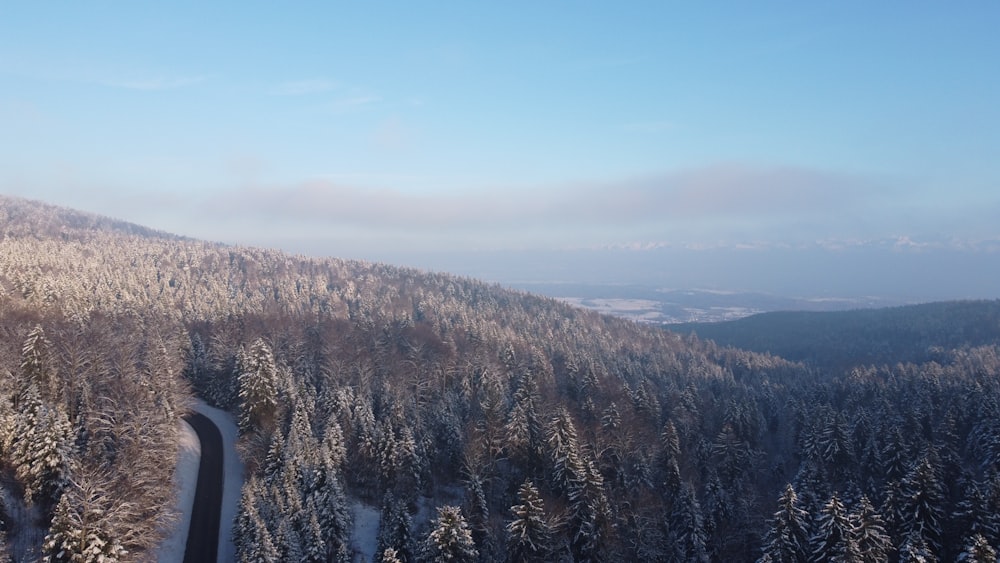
[512,282,904,324]
[3,195,1000,562]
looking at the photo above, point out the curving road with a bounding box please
[182,413,224,563]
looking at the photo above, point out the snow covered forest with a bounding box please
[2,195,1000,562]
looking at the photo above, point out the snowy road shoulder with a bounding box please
[156,420,200,562]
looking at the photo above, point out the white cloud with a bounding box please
[202,163,882,235]
[327,95,381,112]
[21,162,995,258]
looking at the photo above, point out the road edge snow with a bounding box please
[156,420,201,562]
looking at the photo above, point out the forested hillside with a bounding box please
[674,301,1000,369]
[2,195,1000,562]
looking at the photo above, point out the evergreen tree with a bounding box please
[667,482,709,563]
[11,390,74,505]
[850,495,891,563]
[238,339,279,435]
[42,481,127,563]
[547,408,585,496]
[184,332,212,401]
[954,480,998,548]
[275,517,305,562]
[713,422,755,485]
[818,412,855,483]
[703,469,737,559]
[897,456,945,556]
[393,425,422,494]
[261,429,285,486]
[349,393,379,488]
[464,472,490,550]
[984,474,1000,549]
[322,416,347,471]
[506,480,552,562]
[898,530,938,563]
[377,493,414,563]
[376,421,398,488]
[313,465,352,561]
[285,402,318,474]
[234,477,281,563]
[759,484,810,563]
[881,427,910,484]
[21,325,55,403]
[300,499,327,563]
[601,402,621,432]
[423,505,478,563]
[971,406,1000,474]
[809,494,853,562]
[566,455,612,563]
[957,534,997,563]
[660,420,682,495]
[504,399,535,468]
[504,369,543,470]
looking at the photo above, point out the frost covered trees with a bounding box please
[809,494,858,562]
[504,367,544,471]
[235,399,353,562]
[423,505,478,563]
[759,484,810,563]
[377,494,415,563]
[895,455,946,557]
[506,480,553,562]
[546,407,611,562]
[237,339,279,435]
[42,475,128,563]
[233,477,280,563]
[547,408,584,496]
[760,487,888,562]
[957,534,997,562]
[851,496,891,563]
[667,483,709,563]
[10,388,74,505]
[21,325,56,403]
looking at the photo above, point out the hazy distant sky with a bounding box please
[2,3,998,297]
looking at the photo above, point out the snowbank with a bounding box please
[350,500,381,563]
[156,420,201,562]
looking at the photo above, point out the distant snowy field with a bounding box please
[556,297,685,323]
[530,285,901,324]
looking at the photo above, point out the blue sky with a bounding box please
[2,2,999,297]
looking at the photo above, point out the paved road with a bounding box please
[183,413,224,563]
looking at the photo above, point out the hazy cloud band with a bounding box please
[211,164,881,231]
